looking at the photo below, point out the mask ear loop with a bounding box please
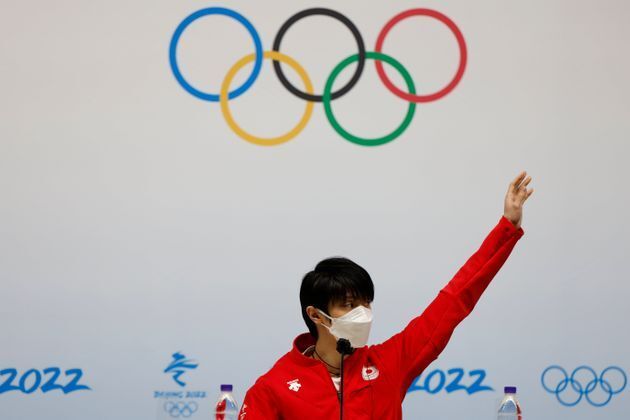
[316,309,334,326]
[315,309,347,348]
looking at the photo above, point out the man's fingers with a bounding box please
[518,187,534,203]
[517,176,532,192]
[510,171,527,192]
[511,171,526,185]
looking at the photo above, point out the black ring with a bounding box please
[272,8,366,102]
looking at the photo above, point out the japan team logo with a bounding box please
[362,365,380,381]
[169,7,467,147]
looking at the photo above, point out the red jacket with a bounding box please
[239,216,524,419]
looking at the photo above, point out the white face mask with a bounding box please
[317,305,373,348]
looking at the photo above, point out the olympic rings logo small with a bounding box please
[164,401,198,418]
[169,7,467,147]
[541,366,627,407]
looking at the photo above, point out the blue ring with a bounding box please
[556,378,583,407]
[169,7,263,101]
[585,378,614,408]
[571,366,598,394]
[601,366,627,395]
[541,365,568,393]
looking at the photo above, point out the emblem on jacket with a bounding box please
[362,365,380,381]
[287,379,302,392]
[239,403,248,419]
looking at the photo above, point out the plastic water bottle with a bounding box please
[497,386,522,420]
[215,384,239,420]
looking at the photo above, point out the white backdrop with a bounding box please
[1,0,629,419]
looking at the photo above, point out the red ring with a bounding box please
[374,8,467,103]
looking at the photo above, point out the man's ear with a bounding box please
[306,306,324,325]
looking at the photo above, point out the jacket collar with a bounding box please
[289,332,367,368]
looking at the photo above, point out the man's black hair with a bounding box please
[299,257,375,339]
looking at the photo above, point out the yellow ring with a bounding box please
[220,51,314,146]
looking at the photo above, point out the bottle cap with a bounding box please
[221,384,233,392]
[504,386,517,394]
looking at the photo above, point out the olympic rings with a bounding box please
[164,401,198,418]
[169,7,468,146]
[541,365,627,408]
[220,51,314,146]
[272,8,366,102]
[324,52,416,146]
[169,8,263,102]
[375,8,467,103]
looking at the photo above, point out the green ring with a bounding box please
[323,51,416,147]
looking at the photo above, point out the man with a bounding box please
[239,171,534,419]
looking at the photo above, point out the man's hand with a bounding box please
[504,171,533,229]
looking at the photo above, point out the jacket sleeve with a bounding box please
[238,378,279,420]
[370,215,524,396]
